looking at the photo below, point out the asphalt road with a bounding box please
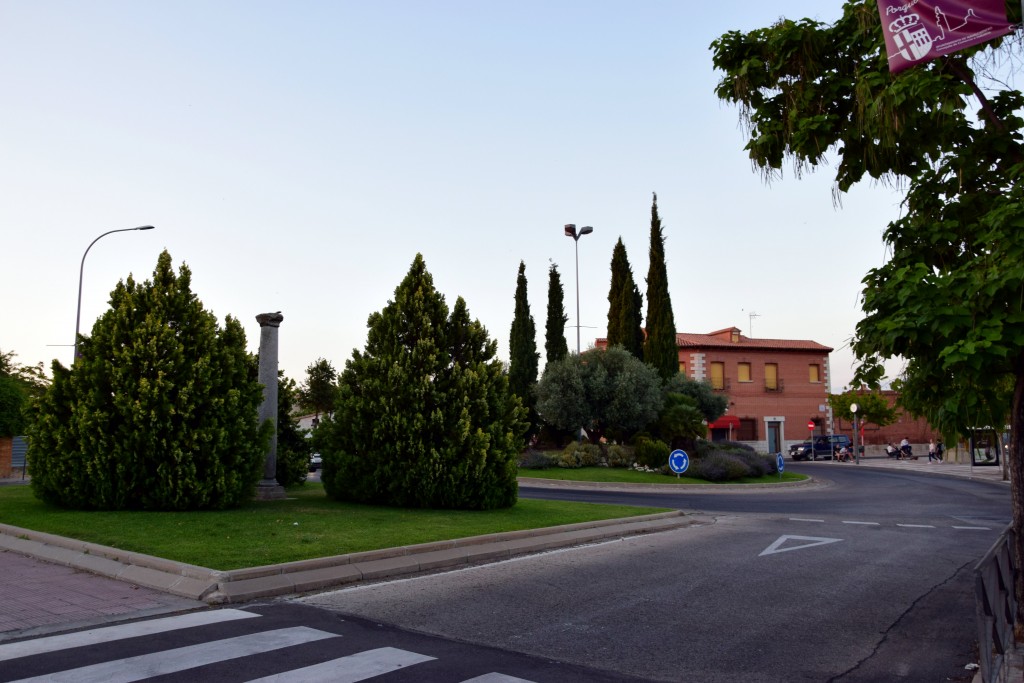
[297,465,1009,682]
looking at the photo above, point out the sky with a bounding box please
[0,1,907,391]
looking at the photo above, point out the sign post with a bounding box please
[777,452,785,480]
[668,449,689,479]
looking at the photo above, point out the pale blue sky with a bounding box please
[1,1,904,390]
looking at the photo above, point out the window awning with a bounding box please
[707,415,741,429]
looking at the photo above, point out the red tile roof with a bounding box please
[675,332,832,352]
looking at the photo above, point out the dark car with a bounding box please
[789,435,853,461]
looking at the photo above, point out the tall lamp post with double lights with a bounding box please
[563,224,593,355]
[75,225,155,360]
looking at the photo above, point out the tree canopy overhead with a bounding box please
[712,0,1024,616]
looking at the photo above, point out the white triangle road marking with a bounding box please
[759,535,842,557]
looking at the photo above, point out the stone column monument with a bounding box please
[255,311,286,500]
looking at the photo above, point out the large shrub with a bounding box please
[318,254,527,510]
[274,373,311,488]
[536,345,663,443]
[26,251,268,510]
[633,436,670,469]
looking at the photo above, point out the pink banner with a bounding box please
[876,0,1013,72]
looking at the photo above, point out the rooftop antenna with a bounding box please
[748,311,760,337]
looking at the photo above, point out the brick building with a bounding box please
[598,326,835,453]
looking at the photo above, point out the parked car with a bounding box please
[308,453,322,471]
[789,435,854,461]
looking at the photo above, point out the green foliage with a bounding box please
[642,193,678,381]
[557,442,603,468]
[606,238,644,360]
[686,452,750,482]
[829,390,897,430]
[544,263,570,365]
[536,346,664,442]
[275,373,311,487]
[298,357,337,419]
[713,2,1024,611]
[0,348,49,399]
[25,250,268,510]
[318,254,527,510]
[509,261,540,439]
[633,436,670,469]
[663,373,728,422]
[0,375,26,437]
[654,394,705,448]
[518,448,558,469]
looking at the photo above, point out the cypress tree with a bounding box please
[27,250,268,510]
[643,193,679,381]
[508,261,539,434]
[545,263,569,364]
[606,238,644,360]
[319,254,526,509]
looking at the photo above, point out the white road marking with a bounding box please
[0,609,259,662]
[953,526,992,530]
[248,646,436,683]
[462,674,537,682]
[842,521,880,526]
[760,535,842,556]
[897,524,935,528]
[789,518,825,523]
[9,626,336,683]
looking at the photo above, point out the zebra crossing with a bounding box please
[0,607,541,683]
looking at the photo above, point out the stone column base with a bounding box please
[254,481,287,500]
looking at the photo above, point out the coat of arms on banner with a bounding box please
[877,0,1013,72]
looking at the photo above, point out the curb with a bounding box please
[0,511,702,605]
[517,475,822,493]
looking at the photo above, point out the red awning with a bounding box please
[707,415,741,429]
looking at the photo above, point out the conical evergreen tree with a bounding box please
[319,254,526,510]
[606,238,644,360]
[643,193,678,381]
[545,263,569,365]
[508,261,539,439]
[27,250,267,510]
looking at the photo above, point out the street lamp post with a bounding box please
[850,402,860,465]
[563,223,593,355]
[75,225,155,360]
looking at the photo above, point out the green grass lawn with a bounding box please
[518,467,808,485]
[0,483,668,571]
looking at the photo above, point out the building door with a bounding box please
[767,421,781,454]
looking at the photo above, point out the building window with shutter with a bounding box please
[710,361,725,390]
[738,362,751,383]
[765,363,778,391]
[809,363,821,383]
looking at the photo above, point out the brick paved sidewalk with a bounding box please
[0,550,204,642]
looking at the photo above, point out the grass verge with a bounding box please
[518,467,808,485]
[0,483,668,571]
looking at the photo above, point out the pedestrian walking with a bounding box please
[928,438,939,463]
[936,440,945,463]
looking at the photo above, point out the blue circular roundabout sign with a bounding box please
[669,449,689,475]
